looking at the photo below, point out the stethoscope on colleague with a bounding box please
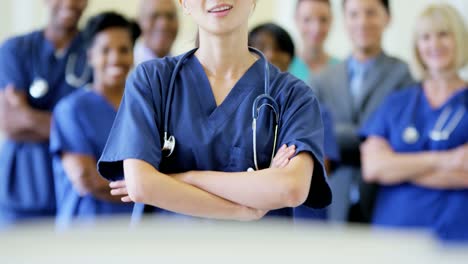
[29,52,91,99]
[402,88,466,144]
[161,47,280,171]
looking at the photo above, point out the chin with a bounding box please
[108,77,126,87]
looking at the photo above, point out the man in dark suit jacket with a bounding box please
[311,0,414,223]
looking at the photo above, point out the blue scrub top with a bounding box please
[50,89,133,227]
[293,104,340,221]
[98,51,331,220]
[360,85,468,241]
[0,30,89,223]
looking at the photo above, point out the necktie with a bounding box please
[350,64,365,107]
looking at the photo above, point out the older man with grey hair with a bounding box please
[135,0,179,65]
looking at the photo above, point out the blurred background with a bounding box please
[1,0,467,65]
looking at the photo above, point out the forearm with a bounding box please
[5,107,51,141]
[124,160,254,220]
[364,152,438,185]
[412,170,468,189]
[63,155,123,203]
[182,154,313,210]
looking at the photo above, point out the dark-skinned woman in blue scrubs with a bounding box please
[99,0,331,221]
[50,12,140,227]
[0,0,89,225]
[360,4,468,241]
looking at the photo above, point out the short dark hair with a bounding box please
[248,23,295,60]
[342,0,390,15]
[296,0,331,11]
[83,11,141,49]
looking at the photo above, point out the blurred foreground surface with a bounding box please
[0,217,467,264]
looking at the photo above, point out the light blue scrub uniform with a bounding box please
[293,104,340,220]
[289,56,340,83]
[50,89,133,227]
[0,31,89,224]
[360,85,468,241]
[98,52,332,220]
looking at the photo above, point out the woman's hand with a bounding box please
[270,144,296,168]
[441,143,468,172]
[110,180,132,202]
[110,171,197,202]
[361,137,394,183]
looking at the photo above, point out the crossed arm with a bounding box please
[0,85,51,142]
[361,136,468,189]
[61,153,123,203]
[110,145,315,220]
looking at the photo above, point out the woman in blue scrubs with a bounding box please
[99,0,331,221]
[249,22,339,221]
[50,12,140,227]
[0,0,89,225]
[290,0,340,83]
[360,4,468,241]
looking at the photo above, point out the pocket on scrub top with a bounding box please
[224,146,271,172]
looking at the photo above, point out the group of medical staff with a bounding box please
[0,0,466,242]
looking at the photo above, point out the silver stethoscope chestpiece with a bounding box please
[429,131,449,141]
[402,126,419,144]
[29,79,49,99]
[162,133,176,157]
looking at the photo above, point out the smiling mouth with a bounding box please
[208,4,233,13]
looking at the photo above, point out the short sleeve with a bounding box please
[319,104,340,162]
[277,80,331,209]
[97,64,162,181]
[0,38,29,91]
[359,94,394,140]
[50,98,94,157]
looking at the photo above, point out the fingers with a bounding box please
[275,145,295,161]
[4,85,26,106]
[271,144,296,168]
[285,145,296,159]
[110,187,128,196]
[273,144,289,161]
[109,180,126,188]
[279,157,289,168]
[121,196,132,203]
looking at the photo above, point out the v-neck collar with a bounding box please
[90,89,119,114]
[420,85,468,112]
[39,30,83,58]
[185,55,264,128]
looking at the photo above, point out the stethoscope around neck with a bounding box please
[28,53,91,99]
[402,88,466,144]
[161,47,280,171]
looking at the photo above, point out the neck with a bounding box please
[352,45,382,62]
[195,25,255,79]
[143,37,170,58]
[424,71,466,107]
[93,80,125,109]
[301,45,329,72]
[44,23,78,51]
